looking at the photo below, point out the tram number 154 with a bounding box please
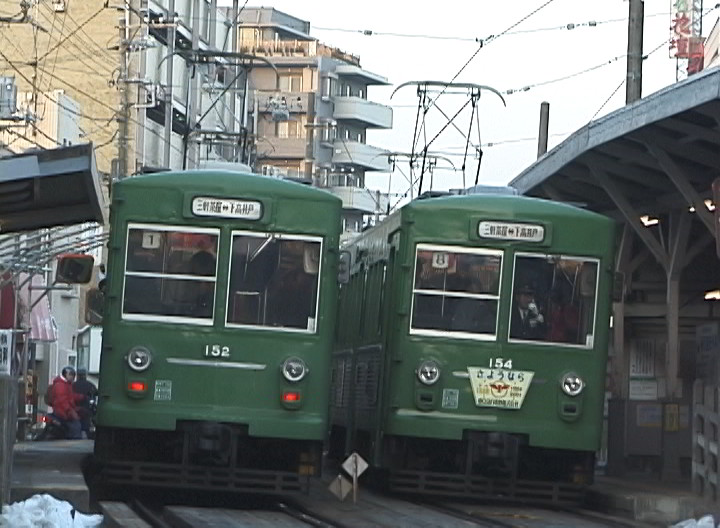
[489,358,512,369]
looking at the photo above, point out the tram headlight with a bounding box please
[282,357,307,382]
[127,346,152,372]
[561,373,585,397]
[416,360,441,386]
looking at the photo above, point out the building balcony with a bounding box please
[327,186,388,214]
[333,97,392,129]
[334,64,390,86]
[238,40,360,65]
[256,137,306,159]
[332,140,391,172]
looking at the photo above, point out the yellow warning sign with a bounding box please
[467,367,534,410]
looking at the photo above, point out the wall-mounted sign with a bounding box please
[478,221,544,242]
[0,329,13,376]
[192,197,262,220]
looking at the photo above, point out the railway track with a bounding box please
[100,500,346,527]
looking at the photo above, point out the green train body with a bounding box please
[94,170,342,493]
[329,193,616,497]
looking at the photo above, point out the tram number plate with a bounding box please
[467,367,534,410]
[154,379,172,401]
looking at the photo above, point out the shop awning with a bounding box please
[19,274,57,342]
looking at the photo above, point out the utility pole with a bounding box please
[537,101,550,159]
[118,14,130,178]
[626,0,644,104]
[230,0,239,163]
[182,0,201,169]
[163,0,175,168]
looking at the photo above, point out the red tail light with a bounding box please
[282,391,300,402]
[128,381,147,392]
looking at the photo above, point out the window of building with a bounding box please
[279,73,303,92]
[277,115,307,138]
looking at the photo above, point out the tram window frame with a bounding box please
[121,223,220,325]
[409,244,503,341]
[508,252,600,348]
[225,230,323,334]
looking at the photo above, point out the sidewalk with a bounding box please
[9,439,93,512]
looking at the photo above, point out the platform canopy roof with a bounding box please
[0,143,106,234]
[510,68,720,221]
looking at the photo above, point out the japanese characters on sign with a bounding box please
[467,367,535,409]
[669,0,703,59]
[0,329,13,376]
[478,221,544,243]
[192,197,262,220]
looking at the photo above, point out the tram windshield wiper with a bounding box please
[249,234,276,263]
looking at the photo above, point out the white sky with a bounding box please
[219,0,718,199]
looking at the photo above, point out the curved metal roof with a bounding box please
[510,67,720,223]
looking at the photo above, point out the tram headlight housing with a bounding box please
[282,357,307,382]
[416,360,441,386]
[127,346,152,372]
[561,372,585,397]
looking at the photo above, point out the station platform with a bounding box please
[586,474,720,526]
[9,439,93,513]
[7,440,720,526]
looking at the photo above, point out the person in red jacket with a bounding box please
[49,366,85,439]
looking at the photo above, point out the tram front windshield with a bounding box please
[226,232,321,332]
[410,245,502,338]
[122,225,219,322]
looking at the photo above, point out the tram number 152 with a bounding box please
[204,344,230,358]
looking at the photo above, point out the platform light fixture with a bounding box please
[640,215,659,227]
[704,289,720,301]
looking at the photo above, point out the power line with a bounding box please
[0,45,185,160]
[313,12,672,43]
[428,0,559,111]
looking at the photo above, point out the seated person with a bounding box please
[49,366,85,439]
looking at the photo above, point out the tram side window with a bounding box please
[509,254,599,346]
[122,227,219,321]
[410,246,502,338]
[227,233,321,332]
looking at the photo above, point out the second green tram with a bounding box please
[329,193,616,500]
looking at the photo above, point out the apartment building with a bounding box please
[0,0,119,175]
[233,7,393,235]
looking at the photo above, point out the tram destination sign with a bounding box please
[192,197,262,220]
[478,221,544,242]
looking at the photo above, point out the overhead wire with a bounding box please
[312,12,672,42]
[0,45,185,161]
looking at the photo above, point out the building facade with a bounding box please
[705,18,720,70]
[0,0,119,175]
[233,7,392,236]
[135,0,248,173]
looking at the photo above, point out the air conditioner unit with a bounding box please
[52,0,66,12]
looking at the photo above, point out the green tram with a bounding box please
[329,193,616,500]
[93,170,342,494]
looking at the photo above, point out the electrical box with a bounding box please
[52,0,66,12]
[0,76,17,119]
